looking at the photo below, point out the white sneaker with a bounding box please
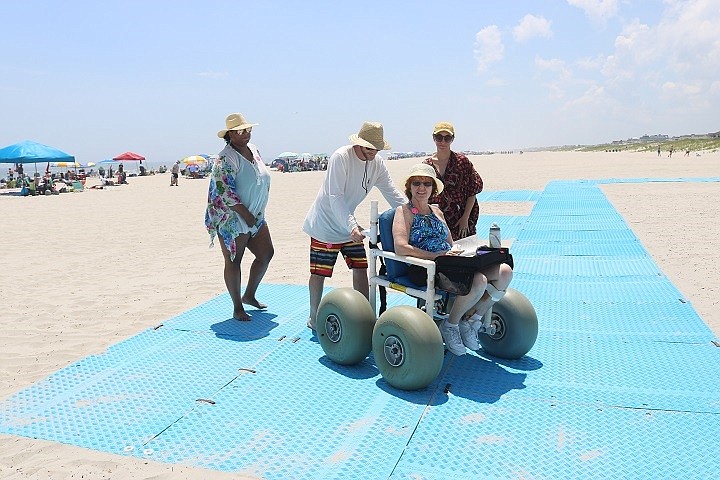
[458,319,480,350]
[439,320,466,356]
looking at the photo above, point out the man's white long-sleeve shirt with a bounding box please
[303,145,406,244]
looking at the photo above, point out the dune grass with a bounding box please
[570,136,720,153]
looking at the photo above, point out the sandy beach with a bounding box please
[1,150,718,479]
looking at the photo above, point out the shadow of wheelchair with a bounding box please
[441,352,539,403]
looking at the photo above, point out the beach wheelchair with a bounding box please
[316,200,538,390]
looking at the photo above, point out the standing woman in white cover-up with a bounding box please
[205,113,274,321]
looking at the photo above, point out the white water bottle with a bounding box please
[489,223,501,248]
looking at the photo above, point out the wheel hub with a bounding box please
[324,313,342,343]
[486,312,506,340]
[383,335,405,367]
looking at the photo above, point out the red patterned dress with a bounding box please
[424,152,483,240]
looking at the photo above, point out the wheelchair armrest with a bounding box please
[369,248,438,292]
[370,249,436,273]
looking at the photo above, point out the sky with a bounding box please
[1,0,718,166]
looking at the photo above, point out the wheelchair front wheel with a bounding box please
[372,305,444,390]
[478,288,538,359]
[317,288,375,365]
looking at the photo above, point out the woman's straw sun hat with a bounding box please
[349,121,391,151]
[217,113,259,138]
[404,163,444,195]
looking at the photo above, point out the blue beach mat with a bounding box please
[2,179,720,479]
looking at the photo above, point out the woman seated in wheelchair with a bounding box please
[392,163,513,356]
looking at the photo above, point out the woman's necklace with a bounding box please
[409,201,431,216]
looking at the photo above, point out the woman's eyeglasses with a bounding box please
[433,134,454,143]
[233,127,252,134]
[411,181,434,188]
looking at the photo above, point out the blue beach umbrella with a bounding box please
[0,140,75,164]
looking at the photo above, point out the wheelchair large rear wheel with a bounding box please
[372,305,444,390]
[478,288,538,359]
[317,288,375,365]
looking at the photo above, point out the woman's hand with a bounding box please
[232,203,257,227]
[455,217,470,238]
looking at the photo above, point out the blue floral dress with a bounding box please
[205,143,270,261]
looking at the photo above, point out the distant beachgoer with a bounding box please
[205,112,274,321]
[685,147,690,157]
[303,121,406,330]
[170,161,180,186]
[669,146,674,158]
[423,121,483,240]
[657,145,661,157]
[188,163,199,178]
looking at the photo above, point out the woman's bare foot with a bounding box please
[233,308,251,321]
[306,318,316,331]
[241,295,267,309]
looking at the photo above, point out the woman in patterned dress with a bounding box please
[423,122,483,240]
[205,113,274,321]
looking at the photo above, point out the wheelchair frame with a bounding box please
[315,200,538,390]
[368,200,457,320]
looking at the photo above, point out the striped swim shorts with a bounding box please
[309,238,368,277]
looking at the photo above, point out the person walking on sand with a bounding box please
[205,113,274,321]
[170,161,180,186]
[423,121,483,240]
[657,145,661,157]
[303,121,406,330]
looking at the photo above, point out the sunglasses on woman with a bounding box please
[233,127,252,134]
[433,134,454,142]
[411,181,434,188]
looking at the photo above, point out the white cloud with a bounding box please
[575,54,606,70]
[601,0,720,98]
[566,0,618,22]
[662,81,703,96]
[535,57,568,74]
[513,15,553,43]
[564,84,606,108]
[473,25,504,73]
[534,57,574,99]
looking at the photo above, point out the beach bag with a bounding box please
[409,247,513,296]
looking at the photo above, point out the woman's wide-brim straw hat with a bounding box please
[404,163,444,195]
[217,113,259,138]
[349,121,391,151]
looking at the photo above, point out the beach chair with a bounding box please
[315,200,538,390]
[72,180,84,192]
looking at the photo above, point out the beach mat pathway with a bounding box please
[2,179,720,479]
